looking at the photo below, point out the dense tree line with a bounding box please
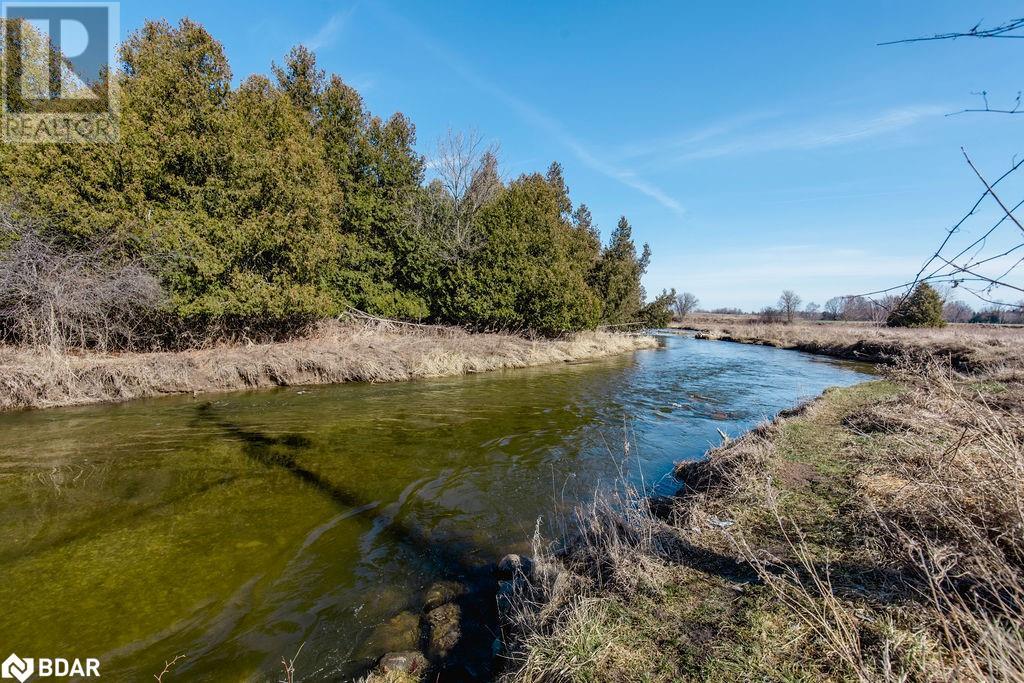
[0,19,665,347]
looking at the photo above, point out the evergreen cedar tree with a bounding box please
[0,19,671,337]
[886,283,947,328]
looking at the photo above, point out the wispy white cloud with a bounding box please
[557,138,685,216]
[614,111,781,161]
[612,105,945,177]
[372,4,685,217]
[304,7,354,52]
[671,105,946,163]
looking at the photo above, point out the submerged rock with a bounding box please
[423,580,466,611]
[376,650,428,678]
[363,610,420,654]
[426,603,462,659]
[496,579,518,622]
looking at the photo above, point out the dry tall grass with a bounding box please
[679,317,1024,371]
[500,483,682,682]
[726,361,1024,682]
[0,319,657,411]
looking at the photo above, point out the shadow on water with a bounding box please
[0,334,874,681]
[193,402,498,679]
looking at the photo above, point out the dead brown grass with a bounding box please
[728,362,1024,682]
[679,317,1024,372]
[0,320,657,411]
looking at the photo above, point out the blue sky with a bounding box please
[117,1,1024,310]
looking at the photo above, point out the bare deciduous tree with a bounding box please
[416,128,502,262]
[778,290,802,323]
[823,297,844,321]
[943,299,974,323]
[672,291,699,320]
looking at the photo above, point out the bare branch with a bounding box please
[879,16,1024,46]
[935,256,1024,295]
[850,151,1024,313]
[962,148,1024,237]
[946,91,1024,116]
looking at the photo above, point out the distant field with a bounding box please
[674,312,1024,330]
[671,316,1024,371]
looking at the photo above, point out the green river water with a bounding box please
[0,334,872,680]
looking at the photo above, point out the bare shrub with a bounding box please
[0,210,165,352]
[758,306,784,324]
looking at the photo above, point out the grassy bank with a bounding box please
[0,320,657,411]
[500,325,1024,682]
[677,316,1024,371]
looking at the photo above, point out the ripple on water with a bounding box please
[0,333,872,679]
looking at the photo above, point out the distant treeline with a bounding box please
[695,292,1024,325]
[0,19,673,350]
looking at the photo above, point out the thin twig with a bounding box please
[154,654,186,683]
[879,17,1024,45]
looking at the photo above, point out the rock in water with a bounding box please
[422,580,467,612]
[362,611,420,654]
[496,553,533,579]
[426,603,462,659]
[375,650,428,678]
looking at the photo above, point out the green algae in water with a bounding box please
[0,335,872,679]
